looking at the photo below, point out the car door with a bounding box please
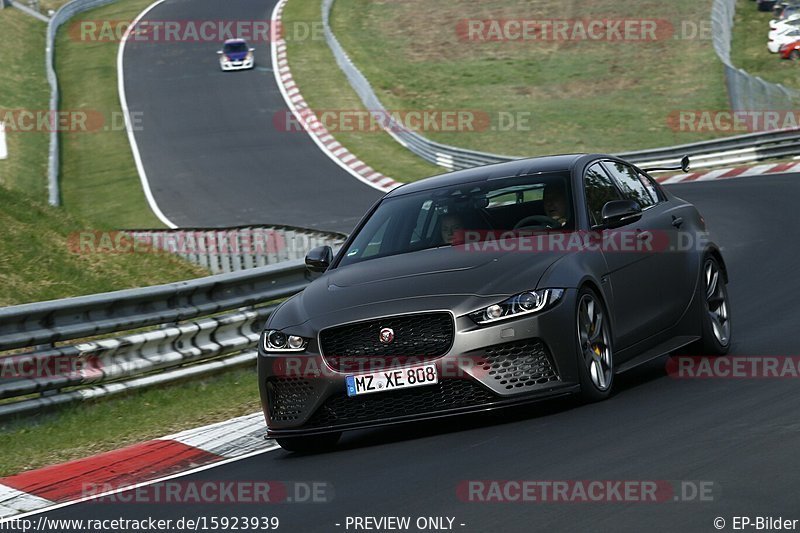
[583,162,661,351]
[600,160,695,337]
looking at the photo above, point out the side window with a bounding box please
[410,200,434,244]
[360,217,390,258]
[602,161,655,208]
[584,163,622,226]
[636,170,662,204]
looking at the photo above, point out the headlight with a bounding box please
[469,289,564,325]
[262,329,309,352]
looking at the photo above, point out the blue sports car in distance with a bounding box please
[218,38,254,71]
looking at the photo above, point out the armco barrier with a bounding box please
[46,0,123,206]
[320,0,800,172]
[0,260,310,419]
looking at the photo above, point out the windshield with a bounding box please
[339,171,574,267]
[223,42,248,54]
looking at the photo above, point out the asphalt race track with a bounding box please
[123,0,381,232]
[29,174,800,532]
[62,0,800,529]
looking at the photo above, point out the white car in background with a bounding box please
[769,18,800,40]
[770,8,800,28]
[217,38,255,71]
[768,27,800,52]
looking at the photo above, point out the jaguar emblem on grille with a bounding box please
[379,327,395,344]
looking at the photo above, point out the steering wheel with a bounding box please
[513,215,561,230]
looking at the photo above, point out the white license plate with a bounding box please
[345,363,438,397]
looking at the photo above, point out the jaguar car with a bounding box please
[258,154,732,452]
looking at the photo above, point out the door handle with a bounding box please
[635,229,652,241]
[671,216,684,228]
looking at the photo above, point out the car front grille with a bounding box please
[306,380,496,427]
[319,312,454,373]
[476,340,560,392]
[266,377,315,422]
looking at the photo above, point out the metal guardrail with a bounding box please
[321,0,800,172]
[0,260,310,419]
[8,0,50,21]
[46,0,123,206]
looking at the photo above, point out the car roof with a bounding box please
[223,38,247,44]
[384,153,599,197]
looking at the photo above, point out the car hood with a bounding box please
[269,244,574,330]
[225,50,249,60]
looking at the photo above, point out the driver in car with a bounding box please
[440,213,465,245]
[543,183,569,227]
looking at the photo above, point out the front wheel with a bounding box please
[276,432,341,453]
[790,50,800,60]
[576,288,614,402]
[698,256,731,355]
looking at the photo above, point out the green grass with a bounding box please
[0,185,205,306]
[0,367,260,476]
[0,9,50,194]
[731,0,800,89]
[285,0,731,178]
[56,0,165,228]
[40,0,75,13]
[282,0,441,181]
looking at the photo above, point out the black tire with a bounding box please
[790,50,800,60]
[698,256,732,355]
[276,432,341,453]
[575,287,614,403]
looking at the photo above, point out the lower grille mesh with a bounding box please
[307,380,495,427]
[267,377,314,422]
[476,340,559,391]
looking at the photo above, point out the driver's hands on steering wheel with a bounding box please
[513,215,563,230]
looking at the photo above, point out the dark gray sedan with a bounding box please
[258,154,731,451]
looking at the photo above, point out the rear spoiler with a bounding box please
[641,155,691,173]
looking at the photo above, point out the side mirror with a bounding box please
[600,200,642,229]
[305,245,333,273]
[216,50,223,55]
[249,48,255,52]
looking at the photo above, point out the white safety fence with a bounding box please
[126,225,346,274]
[0,122,7,160]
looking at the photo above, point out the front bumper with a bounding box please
[220,58,254,71]
[258,290,581,437]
